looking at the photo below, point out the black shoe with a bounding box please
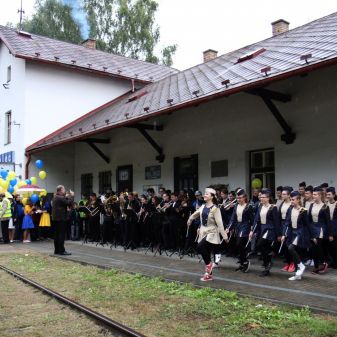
[59,251,72,255]
[259,269,270,277]
[242,261,250,273]
[235,265,243,272]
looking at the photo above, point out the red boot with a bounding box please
[281,264,289,272]
[288,262,296,273]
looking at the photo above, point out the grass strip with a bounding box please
[0,252,336,337]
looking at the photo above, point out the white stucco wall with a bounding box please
[30,63,337,197]
[0,42,26,179]
[24,62,131,148]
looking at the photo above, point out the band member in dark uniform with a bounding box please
[279,186,295,273]
[102,191,117,243]
[184,191,204,254]
[123,192,140,249]
[138,194,151,246]
[88,193,101,242]
[158,192,172,250]
[308,186,330,274]
[228,189,254,272]
[250,188,281,277]
[326,186,337,268]
[165,192,183,251]
[187,188,228,282]
[282,191,311,280]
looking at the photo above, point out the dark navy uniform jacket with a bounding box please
[228,203,254,238]
[328,202,337,237]
[253,204,281,241]
[283,206,311,248]
[308,203,329,239]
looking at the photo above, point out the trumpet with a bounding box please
[219,199,237,211]
[156,201,173,212]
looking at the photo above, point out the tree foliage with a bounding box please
[83,0,177,66]
[22,0,83,44]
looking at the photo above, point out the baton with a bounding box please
[278,226,288,254]
[245,222,258,248]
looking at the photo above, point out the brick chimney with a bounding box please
[81,38,96,49]
[203,49,218,62]
[271,19,289,36]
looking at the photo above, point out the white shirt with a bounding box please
[236,203,246,222]
[281,201,291,220]
[305,200,313,210]
[260,204,270,224]
[291,207,300,229]
[276,199,283,210]
[328,201,336,220]
[311,202,324,222]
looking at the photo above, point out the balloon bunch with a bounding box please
[0,159,48,205]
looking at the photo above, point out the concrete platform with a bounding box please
[1,240,337,315]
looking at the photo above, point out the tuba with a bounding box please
[103,195,118,217]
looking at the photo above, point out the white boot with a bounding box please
[296,263,306,276]
[215,254,221,264]
[289,275,301,281]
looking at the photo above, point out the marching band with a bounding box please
[77,182,337,282]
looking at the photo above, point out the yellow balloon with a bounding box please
[39,189,47,197]
[39,171,47,180]
[0,186,2,193]
[30,176,37,185]
[0,179,6,188]
[7,171,16,180]
[18,180,26,188]
[22,197,28,206]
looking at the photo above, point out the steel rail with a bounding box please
[0,264,147,337]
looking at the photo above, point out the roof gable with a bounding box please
[0,25,178,83]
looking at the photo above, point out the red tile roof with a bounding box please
[26,12,337,153]
[0,25,178,83]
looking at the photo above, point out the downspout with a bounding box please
[131,79,135,92]
[25,152,31,179]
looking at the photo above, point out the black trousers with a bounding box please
[197,237,220,265]
[53,220,66,254]
[236,236,249,265]
[288,244,301,266]
[311,238,326,268]
[329,237,337,267]
[256,237,273,267]
[1,220,9,243]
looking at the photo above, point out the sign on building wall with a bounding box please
[145,165,161,180]
[0,151,14,164]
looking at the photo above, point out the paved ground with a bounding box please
[1,240,337,315]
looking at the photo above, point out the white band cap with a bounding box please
[205,188,216,195]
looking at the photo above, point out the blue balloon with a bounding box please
[25,179,32,185]
[8,186,14,193]
[30,194,39,204]
[35,160,44,169]
[0,170,8,180]
[10,178,17,186]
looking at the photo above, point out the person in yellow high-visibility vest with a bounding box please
[0,192,12,244]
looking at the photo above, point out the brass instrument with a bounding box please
[118,195,127,220]
[103,195,118,217]
[219,199,237,211]
[156,201,173,212]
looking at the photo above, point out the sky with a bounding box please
[1,0,337,70]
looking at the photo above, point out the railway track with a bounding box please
[0,264,147,337]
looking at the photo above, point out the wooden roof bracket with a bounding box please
[136,127,165,162]
[261,97,296,144]
[85,140,110,164]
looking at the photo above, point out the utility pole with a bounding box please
[18,0,25,30]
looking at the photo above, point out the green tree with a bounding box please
[83,0,177,66]
[22,0,82,44]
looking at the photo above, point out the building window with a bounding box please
[81,173,93,196]
[249,148,275,194]
[7,66,11,83]
[4,111,11,145]
[211,160,228,177]
[98,171,111,194]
